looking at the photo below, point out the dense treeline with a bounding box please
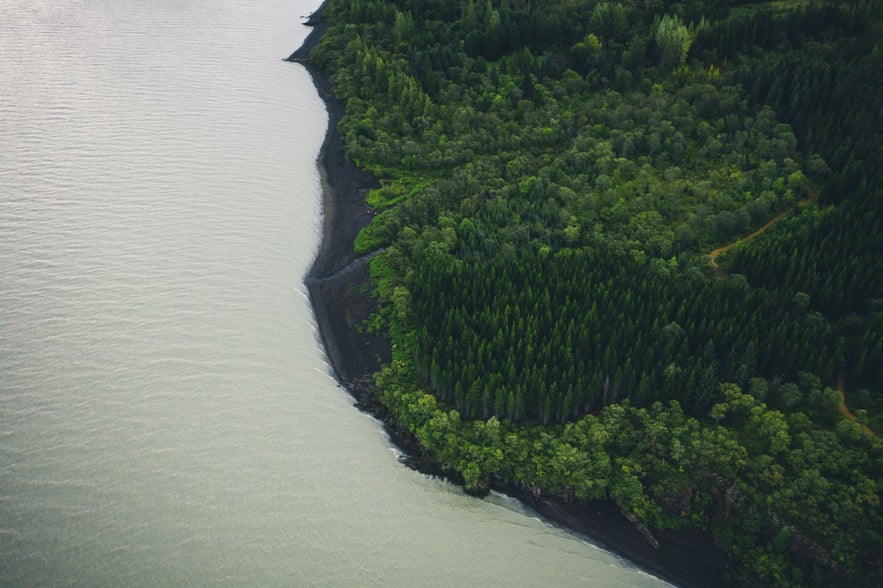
[721,189,883,423]
[378,380,882,585]
[309,0,883,584]
[694,0,883,181]
[411,247,836,423]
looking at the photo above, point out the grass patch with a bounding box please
[367,181,409,208]
[367,176,436,210]
[354,217,388,254]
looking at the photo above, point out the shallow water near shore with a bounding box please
[0,0,667,585]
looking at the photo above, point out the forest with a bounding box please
[308,0,882,584]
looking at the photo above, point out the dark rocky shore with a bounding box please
[288,5,741,587]
[290,4,389,385]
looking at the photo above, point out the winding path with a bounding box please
[708,187,874,434]
[709,187,816,276]
[304,250,381,285]
[837,367,875,435]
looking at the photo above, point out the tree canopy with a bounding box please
[309,0,883,584]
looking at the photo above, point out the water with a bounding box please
[0,1,666,585]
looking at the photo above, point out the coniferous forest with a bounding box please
[306,0,882,584]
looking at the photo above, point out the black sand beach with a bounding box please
[288,6,742,586]
[290,5,389,385]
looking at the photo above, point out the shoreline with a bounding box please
[290,4,389,385]
[288,6,740,587]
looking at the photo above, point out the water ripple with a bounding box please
[0,1,667,586]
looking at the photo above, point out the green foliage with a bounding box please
[721,195,883,388]
[410,247,836,423]
[381,366,883,584]
[311,0,883,583]
[655,15,692,69]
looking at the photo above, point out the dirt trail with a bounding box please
[837,367,875,435]
[709,187,816,276]
[708,187,873,435]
